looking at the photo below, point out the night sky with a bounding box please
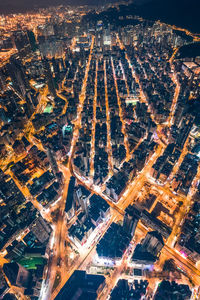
[0,0,197,14]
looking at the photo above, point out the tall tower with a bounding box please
[27,30,37,52]
[123,205,141,237]
[47,148,59,176]
[74,186,88,215]
[30,216,52,244]
[25,92,35,118]
[8,57,29,97]
[3,262,30,288]
[0,69,7,93]
[13,30,30,53]
[141,231,164,257]
[43,57,57,97]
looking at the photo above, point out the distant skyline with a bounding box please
[0,0,119,14]
[0,0,199,35]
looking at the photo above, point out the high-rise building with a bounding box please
[123,205,141,237]
[27,30,37,52]
[141,231,164,257]
[47,148,59,176]
[0,69,7,93]
[0,108,8,124]
[74,186,88,214]
[25,92,35,118]
[12,31,31,55]
[29,216,52,244]
[3,262,30,288]
[13,31,28,50]
[7,57,29,97]
[52,57,60,77]
[42,57,57,97]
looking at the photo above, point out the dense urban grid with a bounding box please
[0,2,200,300]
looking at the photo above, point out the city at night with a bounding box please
[0,0,200,299]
